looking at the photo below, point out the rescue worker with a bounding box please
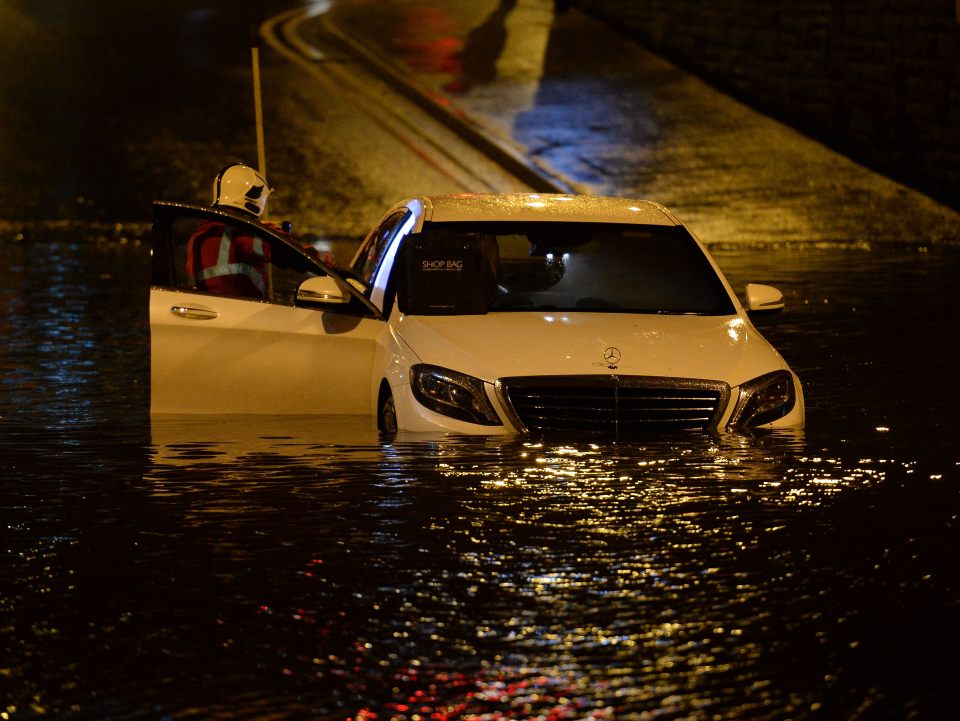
[187,163,274,298]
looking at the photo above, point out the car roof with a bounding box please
[416,193,681,226]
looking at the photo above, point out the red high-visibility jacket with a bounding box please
[187,221,272,298]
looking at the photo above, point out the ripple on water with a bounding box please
[2,237,959,719]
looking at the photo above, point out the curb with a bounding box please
[317,16,575,195]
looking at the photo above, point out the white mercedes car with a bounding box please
[150,193,803,435]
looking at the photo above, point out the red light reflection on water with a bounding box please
[391,8,464,77]
[348,666,614,721]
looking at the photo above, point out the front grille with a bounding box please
[498,375,729,436]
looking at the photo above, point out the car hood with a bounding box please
[394,312,787,387]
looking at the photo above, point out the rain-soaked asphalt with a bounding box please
[2,1,960,719]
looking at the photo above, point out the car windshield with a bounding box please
[395,221,736,315]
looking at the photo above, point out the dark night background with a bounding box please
[2,2,959,720]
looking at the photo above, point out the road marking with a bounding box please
[259,8,529,192]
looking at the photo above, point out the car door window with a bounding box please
[354,210,411,285]
[156,206,328,307]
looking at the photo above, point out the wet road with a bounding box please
[2,1,960,719]
[0,1,523,238]
[316,0,960,247]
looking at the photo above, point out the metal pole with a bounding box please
[251,28,267,193]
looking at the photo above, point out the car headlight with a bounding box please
[728,370,796,429]
[411,364,502,426]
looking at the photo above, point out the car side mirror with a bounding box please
[297,275,351,306]
[745,283,785,316]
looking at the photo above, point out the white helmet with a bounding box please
[212,163,272,217]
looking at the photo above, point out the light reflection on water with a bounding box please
[2,234,960,719]
[136,424,954,720]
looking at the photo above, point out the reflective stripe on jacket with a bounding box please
[187,221,271,297]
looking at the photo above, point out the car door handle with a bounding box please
[170,304,219,321]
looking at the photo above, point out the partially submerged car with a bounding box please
[150,193,803,435]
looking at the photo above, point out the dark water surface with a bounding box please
[3,232,960,720]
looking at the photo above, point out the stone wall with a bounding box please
[575,0,960,210]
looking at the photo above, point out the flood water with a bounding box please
[3,229,960,720]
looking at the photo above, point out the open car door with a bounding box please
[150,202,383,415]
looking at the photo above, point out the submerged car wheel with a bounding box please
[378,392,398,435]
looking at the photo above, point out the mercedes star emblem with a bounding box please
[603,346,621,368]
